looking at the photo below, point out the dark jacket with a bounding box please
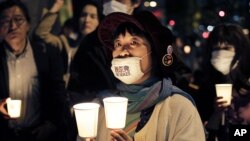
[0,40,72,141]
[68,30,116,104]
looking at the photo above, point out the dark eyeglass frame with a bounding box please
[0,15,26,28]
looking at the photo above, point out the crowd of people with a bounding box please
[0,0,250,141]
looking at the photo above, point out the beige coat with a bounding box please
[95,94,206,141]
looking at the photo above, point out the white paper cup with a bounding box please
[73,103,100,138]
[215,84,233,106]
[103,97,128,129]
[6,98,22,118]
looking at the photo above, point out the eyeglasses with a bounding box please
[0,15,26,28]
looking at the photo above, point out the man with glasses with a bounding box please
[0,15,26,28]
[0,1,71,141]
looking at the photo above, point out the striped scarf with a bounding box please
[99,77,195,113]
[120,77,195,113]
[98,77,195,135]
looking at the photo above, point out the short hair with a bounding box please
[113,22,150,43]
[0,0,31,23]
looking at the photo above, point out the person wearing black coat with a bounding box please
[0,1,71,141]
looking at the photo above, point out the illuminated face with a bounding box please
[79,4,99,36]
[112,30,152,84]
[0,6,29,49]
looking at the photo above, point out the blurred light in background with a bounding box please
[195,40,201,48]
[169,19,175,26]
[233,15,241,22]
[207,25,214,32]
[202,31,210,39]
[184,45,191,54]
[218,10,225,17]
[144,1,150,7]
[199,25,205,31]
[243,29,249,35]
[150,1,157,7]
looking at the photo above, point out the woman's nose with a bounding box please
[85,15,91,22]
[119,48,130,57]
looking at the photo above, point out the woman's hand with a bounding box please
[215,96,229,112]
[110,129,133,141]
[0,98,10,119]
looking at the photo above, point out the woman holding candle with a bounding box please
[197,23,250,141]
[94,11,205,141]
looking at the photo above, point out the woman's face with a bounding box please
[112,30,152,84]
[79,4,99,36]
[210,42,236,75]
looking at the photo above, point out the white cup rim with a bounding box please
[6,98,21,104]
[103,97,128,103]
[215,84,233,87]
[9,99,21,102]
[73,103,100,110]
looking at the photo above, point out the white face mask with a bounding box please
[211,50,235,75]
[103,1,128,15]
[111,57,143,84]
[111,51,151,84]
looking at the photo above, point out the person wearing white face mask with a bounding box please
[93,11,205,141]
[103,0,141,15]
[111,51,151,84]
[210,43,236,75]
[194,23,250,141]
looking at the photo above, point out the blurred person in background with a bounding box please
[230,27,250,96]
[196,23,250,141]
[102,0,142,15]
[229,23,250,125]
[94,11,205,141]
[34,0,103,86]
[0,1,71,141]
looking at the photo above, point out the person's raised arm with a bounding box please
[50,0,64,13]
[34,0,65,50]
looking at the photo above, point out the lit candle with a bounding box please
[73,103,100,138]
[103,97,128,129]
